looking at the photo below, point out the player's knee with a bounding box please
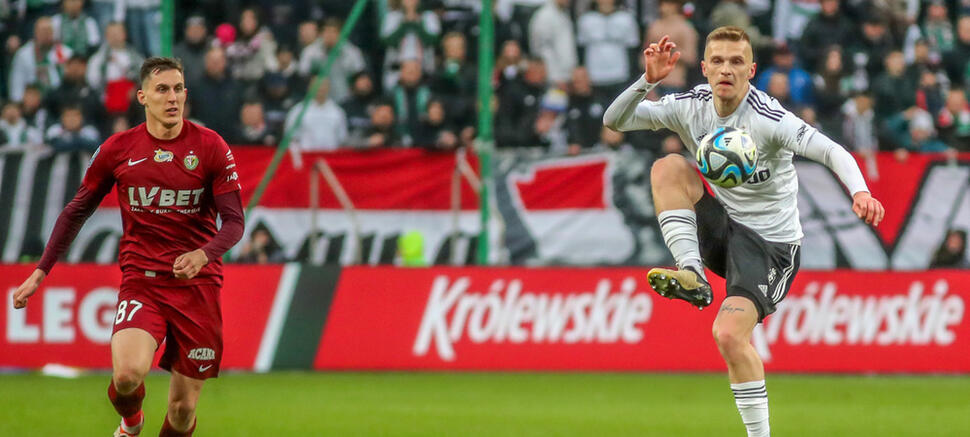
[168,399,197,423]
[112,367,146,393]
[650,154,691,187]
[712,324,746,356]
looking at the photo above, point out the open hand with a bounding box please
[643,35,681,84]
[852,192,885,226]
[173,249,209,280]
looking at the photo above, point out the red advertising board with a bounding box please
[316,267,970,373]
[1,264,281,370]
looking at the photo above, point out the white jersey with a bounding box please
[603,77,870,243]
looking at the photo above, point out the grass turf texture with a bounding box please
[1,372,968,436]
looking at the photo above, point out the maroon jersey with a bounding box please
[83,120,241,285]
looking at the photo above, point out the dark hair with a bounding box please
[139,57,184,86]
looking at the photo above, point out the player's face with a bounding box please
[701,40,756,101]
[138,69,186,128]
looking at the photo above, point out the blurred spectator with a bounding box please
[296,20,319,52]
[660,133,684,155]
[930,229,969,268]
[414,99,459,150]
[8,17,72,102]
[233,101,276,145]
[51,0,100,56]
[756,44,813,107]
[914,68,946,116]
[906,39,947,87]
[87,22,144,116]
[0,101,43,147]
[45,104,99,152]
[109,115,130,135]
[226,7,278,86]
[274,45,301,86]
[766,71,794,109]
[88,0,118,34]
[885,107,947,153]
[190,46,243,136]
[798,0,854,71]
[343,72,379,139]
[431,32,476,129]
[259,72,298,136]
[566,66,602,152]
[173,15,209,86]
[348,101,399,148]
[708,0,773,53]
[841,93,877,152]
[510,0,545,49]
[577,0,639,104]
[22,84,50,131]
[872,51,915,123]
[299,17,366,104]
[237,226,287,264]
[389,59,431,146]
[494,39,526,85]
[937,89,970,151]
[645,0,697,92]
[123,0,161,56]
[381,0,441,90]
[528,0,577,86]
[45,55,101,125]
[813,46,852,135]
[530,88,569,152]
[593,124,631,152]
[496,56,547,147]
[851,15,894,79]
[922,1,954,58]
[772,0,820,45]
[945,16,970,86]
[285,78,348,151]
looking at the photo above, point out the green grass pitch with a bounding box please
[1,372,968,436]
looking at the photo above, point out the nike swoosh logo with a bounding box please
[128,158,148,166]
[199,364,213,372]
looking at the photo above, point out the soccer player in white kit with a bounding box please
[603,27,885,436]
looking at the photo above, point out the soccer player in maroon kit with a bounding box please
[11,57,245,437]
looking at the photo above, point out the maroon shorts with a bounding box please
[112,281,223,380]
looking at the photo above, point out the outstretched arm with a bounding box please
[13,183,110,308]
[797,132,885,226]
[603,35,683,132]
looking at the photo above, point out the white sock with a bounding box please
[731,380,770,437]
[657,209,705,277]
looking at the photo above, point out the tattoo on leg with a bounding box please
[720,303,745,313]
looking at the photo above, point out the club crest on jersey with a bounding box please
[154,149,174,163]
[184,152,199,170]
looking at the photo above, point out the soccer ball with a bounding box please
[696,126,758,188]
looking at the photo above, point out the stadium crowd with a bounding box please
[2,0,970,158]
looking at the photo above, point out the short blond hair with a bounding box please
[704,26,753,60]
[706,26,750,45]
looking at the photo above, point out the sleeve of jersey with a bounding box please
[781,113,869,195]
[81,140,117,193]
[201,191,245,261]
[209,135,242,196]
[602,76,680,132]
[36,184,111,274]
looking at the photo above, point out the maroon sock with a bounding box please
[159,415,196,437]
[107,381,145,419]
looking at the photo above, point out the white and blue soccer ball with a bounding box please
[696,126,758,188]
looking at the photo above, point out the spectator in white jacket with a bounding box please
[576,0,639,104]
[285,78,348,152]
[8,17,72,102]
[529,0,577,86]
[381,0,441,90]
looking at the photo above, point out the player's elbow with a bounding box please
[602,113,625,132]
